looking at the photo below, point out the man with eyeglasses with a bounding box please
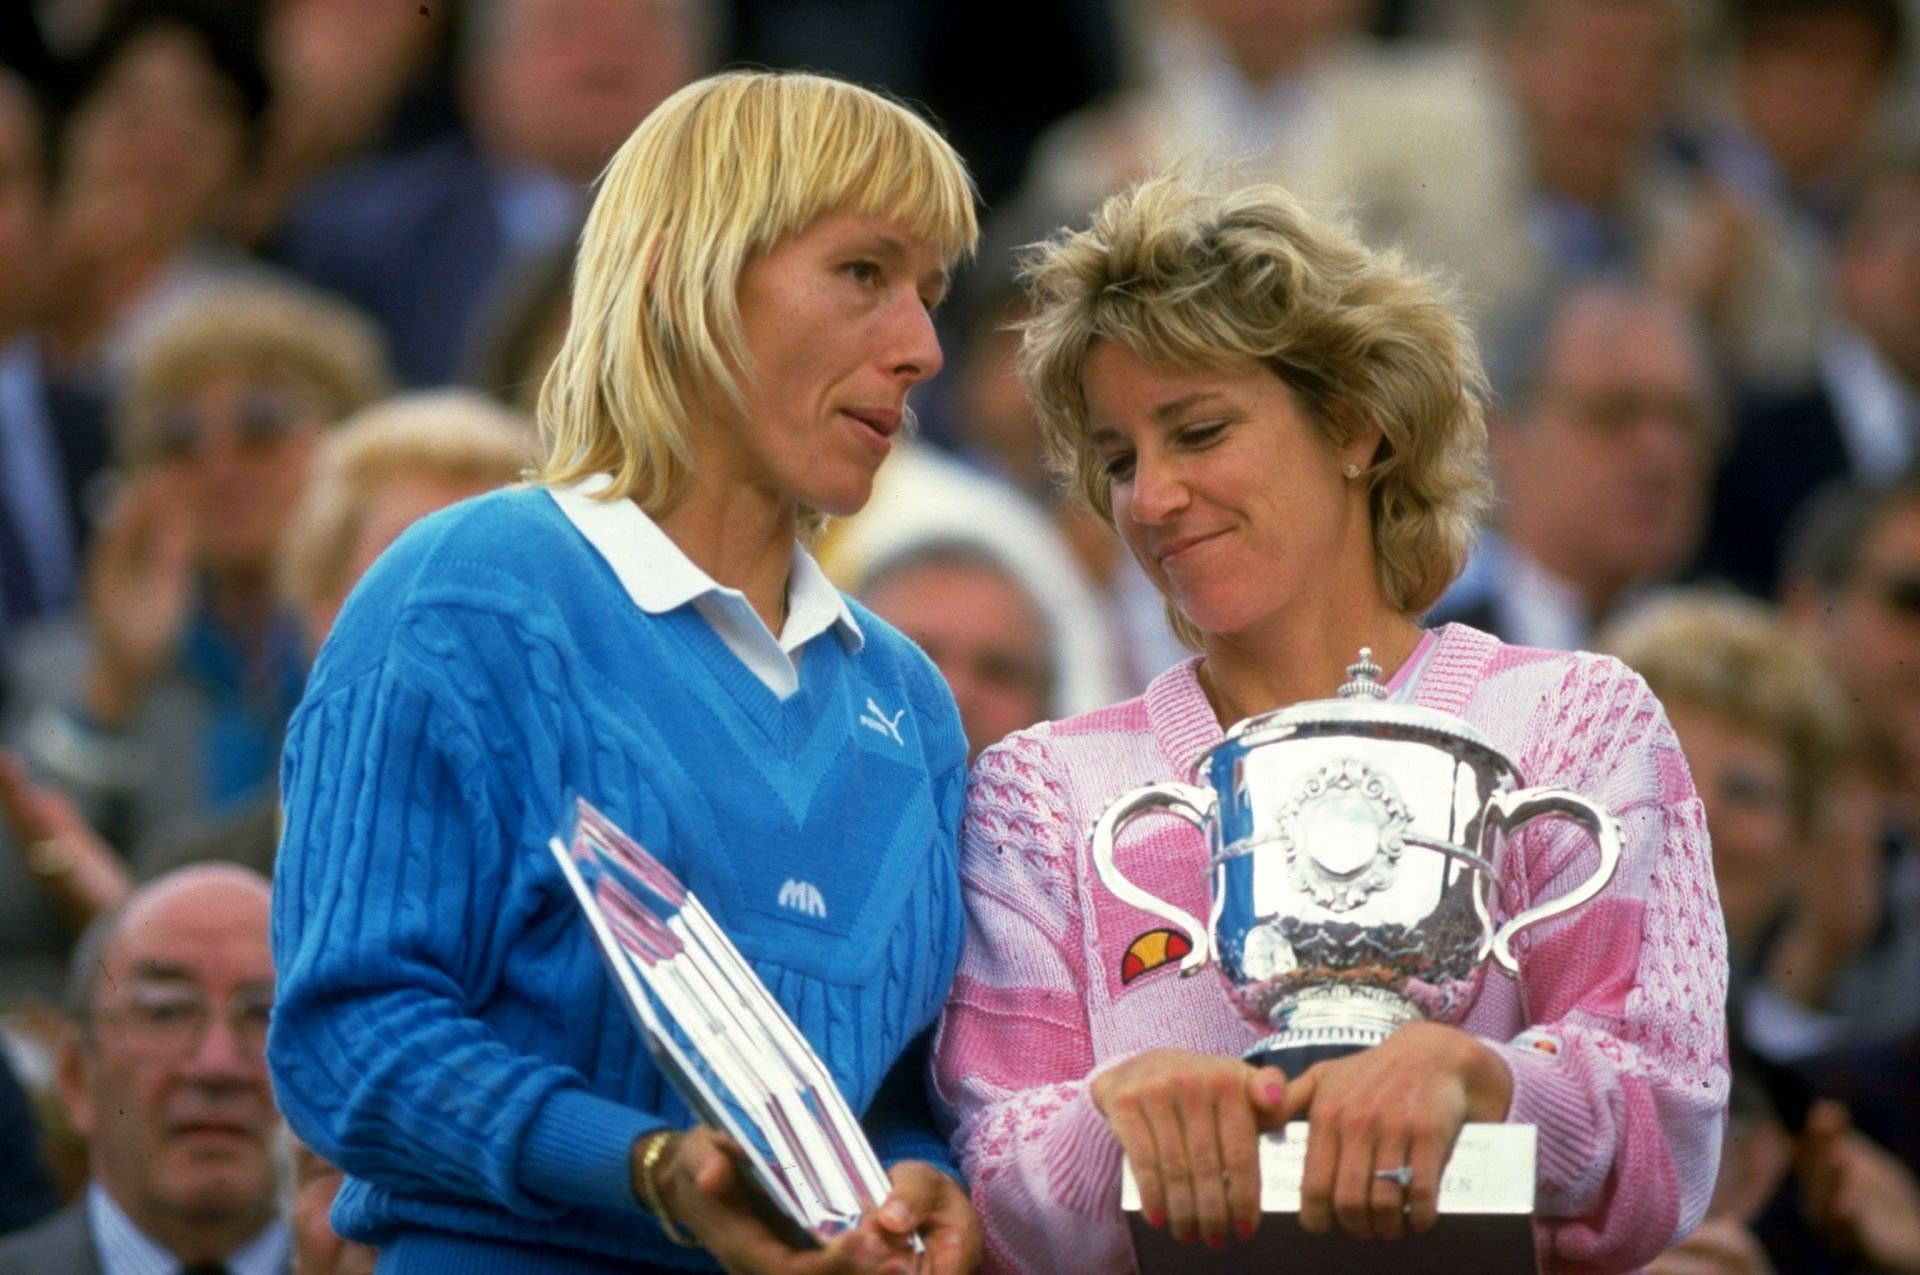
[0,863,289,1275]
[1429,280,1723,648]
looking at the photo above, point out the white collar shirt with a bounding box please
[1501,543,1594,653]
[87,1181,289,1275]
[546,474,863,700]
[1824,322,1919,484]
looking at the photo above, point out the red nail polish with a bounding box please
[1236,1219,1255,1241]
[1262,1080,1283,1104]
[1145,1210,1165,1229]
[1205,1234,1225,1250]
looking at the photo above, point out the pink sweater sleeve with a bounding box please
[1477,653,1729,1273]
[931,732,1136,1275]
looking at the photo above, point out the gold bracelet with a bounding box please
[636,1130,692,1245]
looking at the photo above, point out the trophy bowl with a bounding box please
[1092,651,1621,1072]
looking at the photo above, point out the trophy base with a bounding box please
[1122,1122,1538,1275]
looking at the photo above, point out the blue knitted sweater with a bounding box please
[268,489,968,1272]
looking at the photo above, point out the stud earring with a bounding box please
[1344,463,1361,480]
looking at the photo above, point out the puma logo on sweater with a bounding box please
[859,698,906,745]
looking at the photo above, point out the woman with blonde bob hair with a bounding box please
[933,177,1726,1273]
[270,71,983,1275]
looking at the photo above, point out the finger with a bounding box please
[1106,1094,1170,1233]
[1180,1086,1232,1247]
[1331,1131,1383,1240]
[1297,1093,1340,1235]
[1403,1123,1449,1235]
[872,1191,918,1237]
[1217,1077,1265,1241]
[1322,1101,1381,1239]
[1151,1092,1203,1243]
[900,1172,981,1275]
[1368,1144,1412,1241]
[1280,1065,1318,1124]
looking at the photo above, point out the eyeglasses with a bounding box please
[96,979,275,1059]
[1551,389,1716,443]
[146,388,322,463]
[1713,767,1787,813]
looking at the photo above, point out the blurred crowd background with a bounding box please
[0,0,1917,1271]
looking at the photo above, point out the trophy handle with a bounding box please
[1090,783,1216,975]
[1481,787,1623,975]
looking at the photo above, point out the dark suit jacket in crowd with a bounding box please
[0,1197,295,1275]
[273,138,508,387]
[1695,386,1852,600]
[0,1048,56,1238]
[0,1201,101,1275]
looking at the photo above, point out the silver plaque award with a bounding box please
[549,796,919,1253]
[1095,650,1621,1270]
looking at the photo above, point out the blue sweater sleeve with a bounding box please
[268,616,656,1220]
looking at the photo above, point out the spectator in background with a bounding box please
[1716,0,1908,241]
[1596,592,1852,1018]
[0,69,107,642]
[0,391,532,966]
[1654,0,1908,404]
[1758,476,1920,1058]
[5,282,387,903]
[128,388,534,883]
[860,542,1055,763]
[1015,0,1488,263]
[0,864,287,1275]
[1431,282,1722,648]
[277,389,534,656]
[0,280,383,1006]
[1470,0,1692,292]
[1699,162,1920,598]
[275,0,713,386]
[41,0,274,385]
[228,0,459,247]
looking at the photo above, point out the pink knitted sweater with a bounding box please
[931,625,1728,1275]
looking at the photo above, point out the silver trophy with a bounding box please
[1092,649,1621,1073]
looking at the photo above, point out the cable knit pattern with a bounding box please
[932,625,1728,1275]
[269,489,967,1273]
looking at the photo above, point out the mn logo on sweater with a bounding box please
[777,878,828,918]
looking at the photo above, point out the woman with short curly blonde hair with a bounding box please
[936,175,1725,1274]
[1018,177,1492,635]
